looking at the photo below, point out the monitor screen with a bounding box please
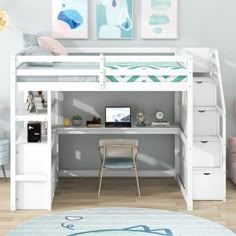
[105,107,131,127]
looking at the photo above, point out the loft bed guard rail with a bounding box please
[12,48,193,91]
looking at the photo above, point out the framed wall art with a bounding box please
[141,0,178,39]
[52,0,88,39]
[96,0,133,39]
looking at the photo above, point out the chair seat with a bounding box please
[104,157,134,169]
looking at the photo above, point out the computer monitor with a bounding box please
[105,106,131,127]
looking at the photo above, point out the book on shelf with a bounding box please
[151,121,170,127]
[87,124,102,128]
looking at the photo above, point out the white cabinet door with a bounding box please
[16,182,48,209]
[16,145,48,175]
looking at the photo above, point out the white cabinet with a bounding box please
[193,140,220,168]
[11,91,56,210]
[16,182,48,209]
[193,171,224,200]
[15,144,50,209]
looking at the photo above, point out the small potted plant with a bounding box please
[71,115,82,126]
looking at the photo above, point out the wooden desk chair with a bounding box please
[98,139,141,198]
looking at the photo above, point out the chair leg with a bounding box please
[1,165,7,182]
[134,167,141,198]
[97,168,101,190]
[98,168,104,199]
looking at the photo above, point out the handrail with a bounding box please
[16,55,101,63]
[16,55,188,63]
[211,50,226,114]
[65,47,176,54]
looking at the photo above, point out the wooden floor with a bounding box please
[0,178,236,235]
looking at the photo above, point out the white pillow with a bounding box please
[38,36,67,56]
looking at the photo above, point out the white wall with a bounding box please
[1,0,236,171]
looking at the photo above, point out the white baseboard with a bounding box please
[59,170,175,178]
[0,170,230,178]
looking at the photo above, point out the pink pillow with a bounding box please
[38,36,67,55]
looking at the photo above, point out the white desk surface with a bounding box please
[54,125,180,135]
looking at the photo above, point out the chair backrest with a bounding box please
[99,139,139,159]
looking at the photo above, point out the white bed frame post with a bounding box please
[10,56,16,211]
[186,55,193,210]
[174,92,181,180]
[100,54,104,88]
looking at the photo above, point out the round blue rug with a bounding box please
[8,208,235,236]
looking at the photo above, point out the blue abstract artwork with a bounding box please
[52,0,88,39]
[96,0,133,39]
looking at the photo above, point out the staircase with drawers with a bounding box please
[190,48,226,201]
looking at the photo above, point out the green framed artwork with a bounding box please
[141,0,178,39]
[96,0,133,39]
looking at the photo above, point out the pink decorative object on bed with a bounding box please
[228,137,236,184]
[38,36,67,56]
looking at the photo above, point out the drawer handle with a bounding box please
[198,110,206,113]
[196,81,203,84]
[203,173,211,176]
[201,141,208,144]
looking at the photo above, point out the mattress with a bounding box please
[17,62,187,83]
[105,62,187,82]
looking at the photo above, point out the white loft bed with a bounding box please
[10,47,226,212]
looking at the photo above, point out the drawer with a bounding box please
[193,81,216,106]
[16,145,48,175]
[16,182,48,209]
[193,171,224,200]
[193,141,220,168]
[0,144,9,152]
[193,110,218,136]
